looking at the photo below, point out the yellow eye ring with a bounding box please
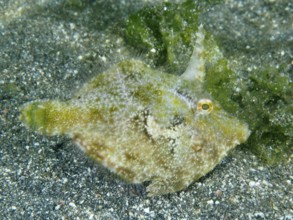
[197,99,213,114]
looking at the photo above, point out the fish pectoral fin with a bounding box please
[145,115,179,141]
[147,177,190,197]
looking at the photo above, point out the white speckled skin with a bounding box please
[20,28,250,196]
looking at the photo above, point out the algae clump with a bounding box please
[204,58,292,164]
[124,0,200,73]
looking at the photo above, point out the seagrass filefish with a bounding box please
[20,26,250,196]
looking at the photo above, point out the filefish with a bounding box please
[20,26,250,196]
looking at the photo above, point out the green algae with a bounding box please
[124,0,200,73]
[239,69,292,164]
[204,56,292,164]
[123,0,224,73]
[123,1,292,164]
[205,64,292,164]
[63,0,85,10]
[0,82,21,99]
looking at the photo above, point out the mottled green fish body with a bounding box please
[20,59,250,196]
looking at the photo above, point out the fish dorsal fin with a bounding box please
[181,24,205,82]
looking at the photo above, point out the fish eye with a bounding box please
[201,103,210,110]
[197,99,213,114]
